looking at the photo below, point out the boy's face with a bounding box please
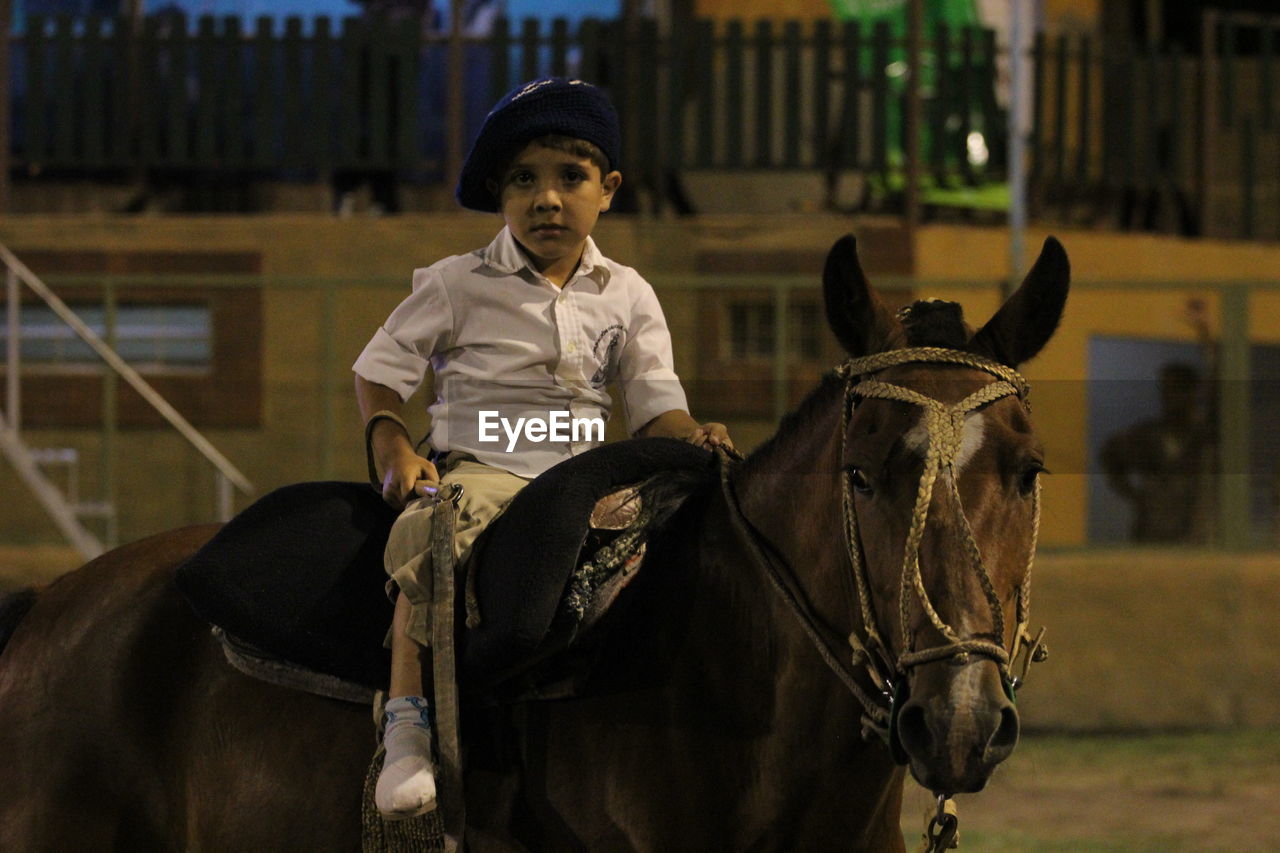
[494,141,622,280]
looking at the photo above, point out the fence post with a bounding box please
[930,24,950,182]
[165,14,189,167]
[314,17,333,175]
[5,267,18,431]
[905,0,923,224]
[519,18,538,83]
[283,17,305,170]
[576,18,597,86]
[870,20,889,184]
[1008,1,1030,292]
[0,0,9,212]
[224,16,246,167]
[139,15,163,168]
[1217,285,1251,550]
[81,17,105,167]
[395,16,419,173]
[52,15,74,166]
[694,18,715,168]
[1075,35,1091,186]
[754,20,773,168]
[367,17,390,171]
[724,20,744,168]
[839,20,861,174]
[1053,34,1068,190]
[490,16,510,100]
[782,20,801,169]
[1262,25,1274,131]
[811,19,831,171]
[550,17,568,77]
[665,16,688,184]
[1198,10,1218,236]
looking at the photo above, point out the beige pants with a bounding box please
[385,457,529,647]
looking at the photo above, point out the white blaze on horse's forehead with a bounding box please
[903,411,987,471]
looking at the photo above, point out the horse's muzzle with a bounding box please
[894,658,1019,794]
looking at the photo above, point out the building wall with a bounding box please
[2,214,1278,550]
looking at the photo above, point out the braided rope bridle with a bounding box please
[719,346,1049,754]
[833,347,1048,745]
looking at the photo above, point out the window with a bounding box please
[696,289,844,419]
[2,250,262,428]
[1,303,213,373]
[724,300,825,363]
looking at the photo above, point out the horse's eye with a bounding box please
[848,466,874,495]
[1020,463,1047,495]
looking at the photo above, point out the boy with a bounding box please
[353,77,732,819]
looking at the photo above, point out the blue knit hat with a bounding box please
[455,77,622,213]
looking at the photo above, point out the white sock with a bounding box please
[375,696,438,818]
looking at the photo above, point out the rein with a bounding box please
[719,346,1049,755]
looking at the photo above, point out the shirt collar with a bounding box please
[482,226,611,288]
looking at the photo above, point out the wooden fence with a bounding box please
[12,14,1003,199]
[22,11,1278,239]
[1030,10,1280,240]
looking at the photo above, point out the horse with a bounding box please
[0,233,1068,852]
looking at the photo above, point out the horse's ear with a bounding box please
[824,235,902,357]
[969,236,1070,367]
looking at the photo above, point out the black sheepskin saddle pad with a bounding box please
[176,438,715,692]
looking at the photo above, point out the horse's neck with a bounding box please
[670,428,905,841]
[732,378,852,633]
[688,379,881,727]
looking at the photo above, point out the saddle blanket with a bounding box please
[175,438,716,694]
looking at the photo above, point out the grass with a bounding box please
[900,730,1280,853]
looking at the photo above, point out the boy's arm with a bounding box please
[637,409,734,451]
[355,374,439,507]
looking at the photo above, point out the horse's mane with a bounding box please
[899,299,971,348]
[744,373,845,470]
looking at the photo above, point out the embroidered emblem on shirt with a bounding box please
[589,324,625,388]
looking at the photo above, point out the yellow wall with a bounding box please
[2,216,1278,548]
[916,225,1280,547]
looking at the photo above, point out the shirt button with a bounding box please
[567,342,577,353]
[558,292,566,302]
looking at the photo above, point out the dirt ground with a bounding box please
[4,550,1278,853]
[901,730,1280,853]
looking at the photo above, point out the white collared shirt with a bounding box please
[353,226,689,478]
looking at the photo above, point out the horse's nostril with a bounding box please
[985,705,1020,761]
[896,704,933,758]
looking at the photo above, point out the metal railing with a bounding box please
[0,244,253,557]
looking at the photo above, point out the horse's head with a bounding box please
[823,235,1068,795]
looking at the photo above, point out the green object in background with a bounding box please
[828,0,1005,207]
[827,0,979,33]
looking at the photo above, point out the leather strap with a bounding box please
[429,484,465,853]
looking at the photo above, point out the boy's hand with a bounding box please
[686,422,734,453]
[369,418,439,508]
[637,410,735,454]
[380,446,440,508]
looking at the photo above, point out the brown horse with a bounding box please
[0,234,1068,852]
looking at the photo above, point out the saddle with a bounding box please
[175,437,715,699]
